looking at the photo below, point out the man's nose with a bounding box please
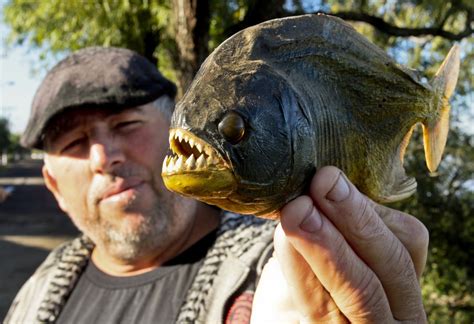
[89,139,125,174]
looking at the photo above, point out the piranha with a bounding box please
[161,14,460,218]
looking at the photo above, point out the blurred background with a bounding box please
[0,0,473,322]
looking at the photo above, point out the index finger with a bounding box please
[306,166,426,321]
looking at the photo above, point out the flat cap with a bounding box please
[21,46,176,149]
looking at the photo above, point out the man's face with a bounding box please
[43,102,193,261]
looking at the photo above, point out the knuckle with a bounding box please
[330,233,350,271]
[350,196,383,240]
[341,269,389,321]
[402,215,429,251]
[386,240,416,282]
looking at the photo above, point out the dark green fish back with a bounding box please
[204,14,435,200]
[170,14,458,213]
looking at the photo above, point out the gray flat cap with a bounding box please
[21,46,176,149]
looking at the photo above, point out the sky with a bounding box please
[1,16,44,134]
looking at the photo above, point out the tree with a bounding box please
[390,125,474,322]
[4,0,472,94]
[0,118,11,153]
[3,0,166,64]
[3,0,474,320]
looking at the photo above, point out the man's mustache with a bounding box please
[91,166,151,202]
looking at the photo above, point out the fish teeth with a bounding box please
[166,129,226,172]
[188,138,195,148]
[162,157,167,173]
[175,156,184,170]
[185,154,196,170]
[176,130,183,142]
[196,154,206,169]
[167,156,176,173]
[195,143,203,153]
[162,156,170,173]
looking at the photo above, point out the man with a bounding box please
[6,47,428,323]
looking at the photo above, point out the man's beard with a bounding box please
[79,194,177,262]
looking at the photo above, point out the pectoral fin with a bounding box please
[376,176,417,204]
[399,124,416,164]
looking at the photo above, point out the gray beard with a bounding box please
[99,206,170,262]
[78,195,177,263]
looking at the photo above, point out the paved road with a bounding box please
[0,159,78,320]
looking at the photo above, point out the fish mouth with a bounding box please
[162,128,237,198]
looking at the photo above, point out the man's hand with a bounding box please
[252,166,429,323]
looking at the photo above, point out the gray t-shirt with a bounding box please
[56,231,216,324]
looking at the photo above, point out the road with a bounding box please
[0,159,78,320]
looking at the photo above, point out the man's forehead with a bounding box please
[51,107,131,127]
[44,106,148,143]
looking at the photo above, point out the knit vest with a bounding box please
[34,213,276,323]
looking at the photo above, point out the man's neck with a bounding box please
[91,204,221,276]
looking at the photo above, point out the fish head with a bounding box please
[162,62,314,218]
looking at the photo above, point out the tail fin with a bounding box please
[422,44,460,172]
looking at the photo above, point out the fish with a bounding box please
[161,14,460,219]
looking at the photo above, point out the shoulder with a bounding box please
[4,236,93,324]
[216,212,278,268]
[219,212,277,238]
[177,213,276,323]
[29,235,93,281]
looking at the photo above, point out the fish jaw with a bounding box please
[162,128,284,218]
[162,128,237,199]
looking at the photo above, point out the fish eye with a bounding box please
[218,111,245,144]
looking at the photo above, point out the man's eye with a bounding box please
[61,138,86,153]
[115,120,142,130]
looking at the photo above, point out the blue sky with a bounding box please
[1,14,43,134]
[0,46,43,134]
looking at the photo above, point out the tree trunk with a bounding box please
[172,0,210,97]
[143,30,160,66]
[224,0,287,37]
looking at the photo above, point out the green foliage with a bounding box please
[0,118,11,152]
[0,119,28,155]
[391,125,474,322]
[3,0,171,63]
[6,133,28,155]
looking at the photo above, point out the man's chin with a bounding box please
[99,223,156,260]
[99,198,153,219]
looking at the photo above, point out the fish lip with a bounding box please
[162,128,230,175]
[101,178,144,200]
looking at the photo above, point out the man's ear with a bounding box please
[42,163,68,213]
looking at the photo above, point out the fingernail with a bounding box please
[300,205,322,233]
[326,173,350,202]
